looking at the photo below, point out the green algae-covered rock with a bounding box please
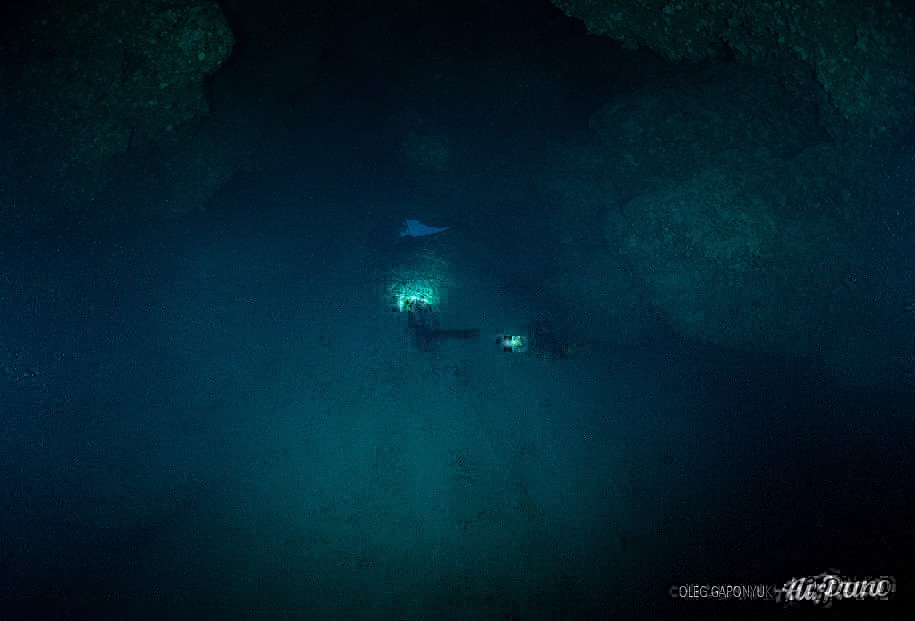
[6,0,234,213]
[553,0,915,145]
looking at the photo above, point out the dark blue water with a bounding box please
[2,1,914,620]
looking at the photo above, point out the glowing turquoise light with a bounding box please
[390,278,440,311]
[385,249,454,312]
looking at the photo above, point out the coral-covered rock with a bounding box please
[607,158,854,354]
[542,63,831,348]
[5,0,234,211]
[553,0,915,144]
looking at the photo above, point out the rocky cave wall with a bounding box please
[552,0,915,145]
[541,1,915,386]
[1,0,235,231]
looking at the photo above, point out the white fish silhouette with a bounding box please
[400,219,450,237]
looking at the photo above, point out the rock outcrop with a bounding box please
[553,0,915,145]
[2,0,234,225]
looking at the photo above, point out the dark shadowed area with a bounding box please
[1,0,914,619]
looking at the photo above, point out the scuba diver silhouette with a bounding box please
[405,299,479,351]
